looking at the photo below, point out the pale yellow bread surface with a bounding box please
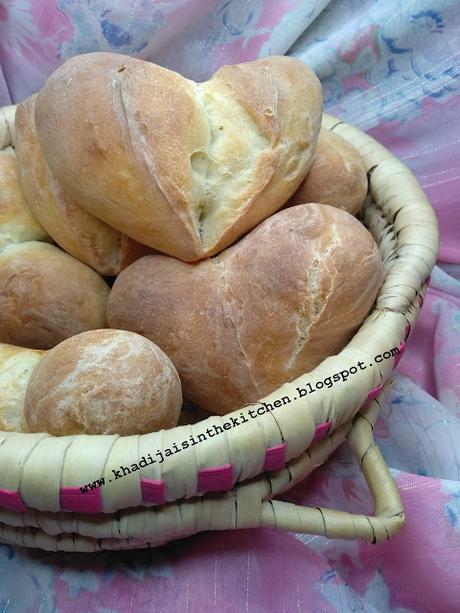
[0,148,50,250]
[0,343,45,432]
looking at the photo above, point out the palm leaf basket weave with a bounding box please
[0,104,439,552]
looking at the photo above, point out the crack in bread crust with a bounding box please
[114,75,197,240]
[190,81,272,250]
[214,257,262,399]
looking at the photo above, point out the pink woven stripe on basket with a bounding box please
[263,443,286,471]
[367,384,383,400]
[140,478,165,504]
[0,489,27,513]
[394,341,406,367]
[60,486,103,513]
[197,463,234,492]
[313,421,331,442]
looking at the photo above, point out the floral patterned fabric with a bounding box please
[0,1,459,610]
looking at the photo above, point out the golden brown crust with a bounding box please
[15,95,125,275]
[35,53,322,261]
[118,234,158,271]
[0,241,110,349]
[35,53,204,261]
[0,149,50,249]
[0,343,45,432]
[288,128,368,214]
[107,203,384,415]
[23,329,182,436]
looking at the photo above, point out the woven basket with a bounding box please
[0,104,439,552]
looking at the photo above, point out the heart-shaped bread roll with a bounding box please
[108,203,384,415]
[35,53,322,261]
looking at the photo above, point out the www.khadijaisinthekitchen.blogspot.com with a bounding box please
[80,345,400,493]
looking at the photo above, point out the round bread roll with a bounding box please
[0,241,109,349]
[24,329,182,436]
[0,343,45,432]
[288,128,368,215]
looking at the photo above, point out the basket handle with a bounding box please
[260,402,405,543]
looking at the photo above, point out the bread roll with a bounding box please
[0,241,109,349]
[35,53,322,261]
[108,203,384,415]
[24,329,182,436]
[288,129,367,215]
[14,95,154,276]
[0,343,45,432]
[0,148,50,249]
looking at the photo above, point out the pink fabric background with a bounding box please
[0,0,459,611]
